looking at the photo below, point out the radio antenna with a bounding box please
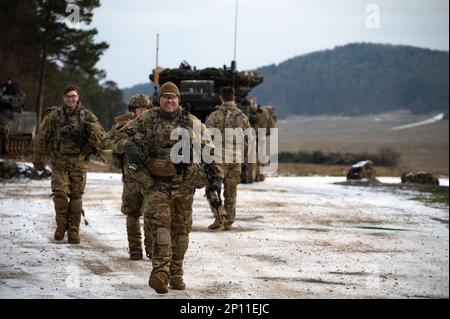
[232,0,239,89]
[233,0,239,63]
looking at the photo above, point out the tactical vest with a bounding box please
[53,106,90,157]
[143,107,197,180]
[216,105,245,133]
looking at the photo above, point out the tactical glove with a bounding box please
[208,176,223,195]
[124,140,146,167]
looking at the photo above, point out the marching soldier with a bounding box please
[205,87,251,230]
[113,82,223,294]
[102,93,153,260]
[33,85,105,244]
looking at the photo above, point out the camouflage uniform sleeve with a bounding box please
[243,114,251,131]
[200,122,224,179]
[243,114,253,163]
[101,127,116,150]
[205,110,221,129]
[86,112,106,150]
[112,112,148,154]
[33,112,55,160]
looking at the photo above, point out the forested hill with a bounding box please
[252,43,449,118]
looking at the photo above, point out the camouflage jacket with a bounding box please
[102,112,134,150]
[113,106,223,188]
[34,103,106,163]
[101,112,135,169]
[205,102,251,163]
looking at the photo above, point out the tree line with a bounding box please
[252,43,449,118]
[0,0,125,129]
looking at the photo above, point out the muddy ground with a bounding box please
[0,174,448,299]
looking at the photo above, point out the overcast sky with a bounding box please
[89,0,449,88]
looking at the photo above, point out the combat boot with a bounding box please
[68,229,80,244]
[130,251,143,260]
[149,272,169,294]
[208,219,223,230]
[170,276,186,290]
[223,223,233,231]
[54,226,67,241]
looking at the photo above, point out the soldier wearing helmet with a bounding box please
[102,93,153,260]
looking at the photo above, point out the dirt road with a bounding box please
[0,174,448,298]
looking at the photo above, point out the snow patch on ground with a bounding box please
[390,113,445,131]
[0,174,448,298]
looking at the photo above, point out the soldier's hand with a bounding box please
[33,161,46,171]
[208,176,223,195]
[124,140,145,167]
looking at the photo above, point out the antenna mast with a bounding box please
[232,0,239,89]
[156,33,160,70]
[233,0,239,63]
[152,33,160,95]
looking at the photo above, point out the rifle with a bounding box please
[204,164,223,225]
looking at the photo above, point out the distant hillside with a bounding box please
[123,43,449,118]
[253,43,449,118]
[122,83,154,105]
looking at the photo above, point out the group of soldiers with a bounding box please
[33,82,261,295]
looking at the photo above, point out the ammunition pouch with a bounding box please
[58,125,87,155]
[127,166,155,191]
[147,158,177,177]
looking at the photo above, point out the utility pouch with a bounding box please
[147,158,177,177]
[58,125,82,155]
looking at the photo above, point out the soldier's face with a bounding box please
[63,90,79,109]
[160,93,179,114]
[134,107,148,117]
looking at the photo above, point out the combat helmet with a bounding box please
[128,93,151,111]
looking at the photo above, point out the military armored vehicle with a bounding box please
[150,61,276,183]
[0,87,37,155]
[150,61,263,121]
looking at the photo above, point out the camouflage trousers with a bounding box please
[122,168,152,255]
[50,160,87,235]
[141,183,195,279]
[221,163,242,225]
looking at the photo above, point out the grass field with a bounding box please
[276,111,449,176]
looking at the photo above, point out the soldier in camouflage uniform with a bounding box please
[205,87,251,230]
[102,93,153,260]
[113,82,223,294]
[248,103,277,182]
[33,85,105,244]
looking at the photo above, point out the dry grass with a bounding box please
[276,163,402,177]
[277,112,449,176]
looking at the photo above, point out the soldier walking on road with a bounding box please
[205,87,251,230]
[102,93,153,260]
[113,82,223,294]
[33,85,105,244]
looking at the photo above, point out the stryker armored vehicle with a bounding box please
[0,85,37,155]
[150,60,263,121]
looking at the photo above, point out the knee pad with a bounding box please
[156,228,171,245]
[154,227,171,258]
[53,191,69,212]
